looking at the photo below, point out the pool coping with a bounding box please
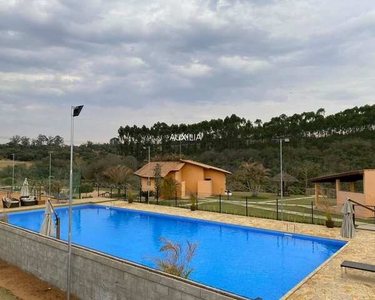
[280,241,350,299]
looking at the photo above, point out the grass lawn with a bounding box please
[197,201,337,226]
[251,202,334,217]
[206,192,309,203]
[132,192,375,228]
[149,199,190,207]
[283,197,337,206]
[148,197,372,226]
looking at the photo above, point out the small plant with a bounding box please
[153,237,198,279]
[321,193,334,228]
[189,192,197,211]
[127,192,135,203]
[0,212,8,223]
[325,211,334,228]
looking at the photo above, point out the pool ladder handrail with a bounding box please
[286,223,296,233]
[48,199,61,239]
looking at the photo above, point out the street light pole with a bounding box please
[49,151,53,196]
[67,105,83,300]
[12,154,15,194]
[279,138,290,221]
[280,139,283,221]
[147,146,150,203]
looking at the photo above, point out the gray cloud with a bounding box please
[0,0,375,143]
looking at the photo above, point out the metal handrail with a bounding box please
[347,198,375,227]
[48,199,60,239]
[347,198,375,213]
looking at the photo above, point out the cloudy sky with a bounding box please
[1,0,375,144]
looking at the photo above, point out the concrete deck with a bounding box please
[2,198,375,299]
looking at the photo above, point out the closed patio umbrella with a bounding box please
[40,201,56,237]
[20,178,29,198]
[340,199,355,238]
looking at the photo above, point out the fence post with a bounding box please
[175,191,177,207]
[276,198,279,220]
[246,196,248,217]
[156,190,159,205]
[219,194,222,213]
[311,201,314,224]
[97,185,100,197]
[139,188,142,202]
[196,193,198,211]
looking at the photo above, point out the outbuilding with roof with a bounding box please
[310,169,375,217]
[134,159,231,198]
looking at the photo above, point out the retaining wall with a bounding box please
[0,222,246,300]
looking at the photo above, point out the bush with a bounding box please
[80,183,94,195]
[2,177,13,186]
[141,190,155,197]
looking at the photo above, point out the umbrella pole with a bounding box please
[56,217,60,240]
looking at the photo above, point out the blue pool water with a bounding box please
[8,205,345,299]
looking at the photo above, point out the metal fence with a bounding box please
[132,193,337,227]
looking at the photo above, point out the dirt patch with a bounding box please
[0,287,20,300]
[0,160,32,169]
[0,259,78,300]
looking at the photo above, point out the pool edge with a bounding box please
[280,240,350,299]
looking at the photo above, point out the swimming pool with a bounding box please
[8,204,346,300]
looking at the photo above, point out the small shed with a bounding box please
[310,169,375,218]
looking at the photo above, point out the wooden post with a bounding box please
[350,182,355,192]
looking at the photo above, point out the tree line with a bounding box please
[117,104,375,159]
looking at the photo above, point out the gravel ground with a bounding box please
[0,259,78,300]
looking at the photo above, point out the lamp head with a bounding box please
[73,105,84,117]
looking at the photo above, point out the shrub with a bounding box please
[160,178,180,199]
[153,237,198,279]
[80,183,94,195]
